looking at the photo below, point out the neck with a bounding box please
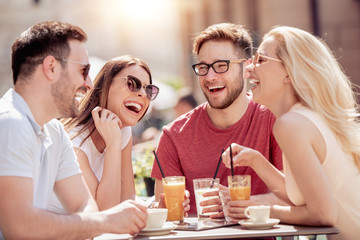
[206,92,250,129]
[15,82,58,127]
[264,89,299,118]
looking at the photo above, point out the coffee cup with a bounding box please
[244,205,270,223]
[145,208,168,229]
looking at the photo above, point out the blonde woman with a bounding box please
[222,26,360,239]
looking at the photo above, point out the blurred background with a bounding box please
[1,0,359,195]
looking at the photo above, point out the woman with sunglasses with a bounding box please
[48,55,160,212]
[222,26,360,239]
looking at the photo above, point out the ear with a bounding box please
[284,76,291,83]
[42,55,59,82]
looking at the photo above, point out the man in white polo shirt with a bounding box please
[0,21,147,239]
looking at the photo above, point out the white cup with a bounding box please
[244,205,271,223]
[145,208,168,229]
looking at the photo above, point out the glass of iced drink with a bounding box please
[193,178,220,219]
[163,176,185,223]
[228,175,251,200]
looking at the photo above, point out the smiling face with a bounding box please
[51,40,92,118]
[197,40,244,109]
[106,65,151,127]
[247,36,288,108]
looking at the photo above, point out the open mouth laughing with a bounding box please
[208,85,225,93]
[125,102,142,114]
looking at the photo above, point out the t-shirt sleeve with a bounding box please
[55,122,81,181]
[150,127,184,179]
[0,115,35,178]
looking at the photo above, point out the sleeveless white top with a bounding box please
[47,125,132,213]
[284,103,360,240]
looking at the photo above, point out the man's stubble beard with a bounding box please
[204,73,244,110]
[50,70,79,118]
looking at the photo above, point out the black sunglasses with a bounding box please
[125,75,159,101]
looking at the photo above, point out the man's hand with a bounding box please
[158,190,191,217]
[200,187,224,219]
[103,200,147,235]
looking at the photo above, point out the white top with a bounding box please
[0,89,81,238]
[48,124,131,213]
[284,103,360,240]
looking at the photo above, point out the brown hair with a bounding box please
[193,23,252,58]
[62,55,152,146]
[11,21,87,84]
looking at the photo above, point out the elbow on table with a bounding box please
[310,208,337,226]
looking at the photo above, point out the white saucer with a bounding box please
[138,222,177,236]
[239,218,280,230]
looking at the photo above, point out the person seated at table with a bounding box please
[151,23,284,218]
[222,26,360,240]
[48,55,161,212]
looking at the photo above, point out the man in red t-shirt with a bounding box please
[151,23,283,217]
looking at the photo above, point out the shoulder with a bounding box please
[0,102,33,136]
[273,110,316,144]
[245,100,276,128]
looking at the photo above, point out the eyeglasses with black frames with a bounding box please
[125,75,159,101]
[192,59,246,76]
[251,53,282,65]
[57,58,91,81]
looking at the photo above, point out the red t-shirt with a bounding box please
[151,100,283,214]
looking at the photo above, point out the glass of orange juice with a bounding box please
[162,176,185,223]
[228,175,251,200]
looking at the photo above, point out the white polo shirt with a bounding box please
[0,89,81,229]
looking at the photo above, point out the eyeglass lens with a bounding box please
[126,75,159,101]
[193,60,230,76]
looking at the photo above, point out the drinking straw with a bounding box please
[210,149,225,189]
[153,150,165,179]
[230,144,234,177]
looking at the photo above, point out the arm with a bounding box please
[54,174,98,213]
[0,176,148,239]
[269,113,337,226]
[120,137,136,201]
[222,144,291,204]
[89,107,123,210]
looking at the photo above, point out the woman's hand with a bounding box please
[222,143,262,170]
[91,106,123,148]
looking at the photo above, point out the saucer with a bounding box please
[138,222,177,236]
[239,218,280,230]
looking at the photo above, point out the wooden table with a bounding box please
[94,217,339,240]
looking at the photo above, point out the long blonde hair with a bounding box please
[266,26,360,171]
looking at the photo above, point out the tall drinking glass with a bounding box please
[228,175,251,200]
[193,178,220,219]
[163,176,185,223]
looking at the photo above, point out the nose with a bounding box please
[137,86,148,99]
[85,75,94,90]
[204,66,217,81]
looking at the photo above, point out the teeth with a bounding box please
[125,102,142,112]
[249,79,260,85]
[208,85,224,90]
[75,91,85,101]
